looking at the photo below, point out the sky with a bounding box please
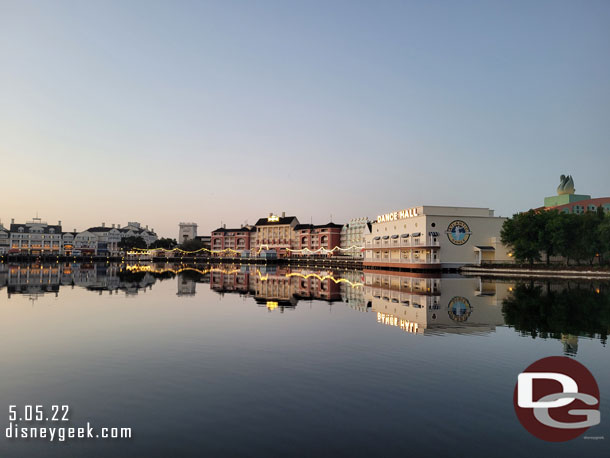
[1,0,609,238]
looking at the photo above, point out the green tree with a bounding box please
[150,238,177,249]
[118,236,147,251]
[501,210,542,265]
[598,214,610,265]
[180,238,207,253]
[577,211,603,265]
[551,212,580,265]
[538,210,560,265]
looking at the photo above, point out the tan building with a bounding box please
[254,212,300,257]
[364,206,510,270]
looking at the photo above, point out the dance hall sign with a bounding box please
[376,208,419,223]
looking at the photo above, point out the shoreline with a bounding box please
[460,265,610,279]
[3,255,610,279]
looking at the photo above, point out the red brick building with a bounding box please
[210,225,255,255]
[295,223,343,254]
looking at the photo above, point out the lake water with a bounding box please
[0,263,608,457]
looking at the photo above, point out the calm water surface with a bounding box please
[0,263,608,457]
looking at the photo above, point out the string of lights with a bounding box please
[126,244,364,256]
[124,265,362,288]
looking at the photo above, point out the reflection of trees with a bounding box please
[179,270,206,281]
[502,281,610,345]
[117,270,148,283]
[150,271,176,280]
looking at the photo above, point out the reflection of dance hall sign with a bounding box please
[448,296,472,322]
[376,208,419,223]
[377,312,419,334]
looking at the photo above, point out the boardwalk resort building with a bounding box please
[364,206,511,270]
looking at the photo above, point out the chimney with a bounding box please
[58,220,62,226]
[112,224,115,228]
[11,218,14,224]
[223,223,226,229]
[102,222,105,228]
[269,213,272,217]
[282,212,285,218]
[118,224,121,228]
[74,228,77,233]
[146,225,148,230]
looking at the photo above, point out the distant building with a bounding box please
[253,212,300,257]
[211,225,255,254]
[4,219,157,256]
[179,222,198,244]
[120,222,157,246]
[85,223,122,256]
[0,223,9,255]
[8,217,63,256]
[541,175,610,214]
[364,206,510,269]
[195,236,211,250]
[294,223,342,254]
[340,217,371,258]
[62,230,77,256]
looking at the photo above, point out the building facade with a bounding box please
[4,219,157,256]
[210,225,255,254]
[364,206,510,270]
[539,175,610,214]
[253,213,300,257]
[8,218,63,256]
[119,222,157,246]
[340,217,371,258]
[0,223,9,255]
[294,223,342,254]
[179,222,198,244]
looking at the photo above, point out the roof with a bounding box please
[295,222,342,231]
[474,246,495,251]
[295,224,314,231]
[255,216,299,226]
[119,227,156,235]
[212,227,254,233]
[87,226,114,233]
[315,222,343,229]
[10,223,62,234]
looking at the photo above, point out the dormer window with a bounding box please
[18,227,24,233]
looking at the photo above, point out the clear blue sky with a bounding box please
[1,0,609,238]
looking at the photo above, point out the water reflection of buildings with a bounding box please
[340,270,368,312]
[364,272,512,335]
[0,263,158,299]
[208,265,351,311]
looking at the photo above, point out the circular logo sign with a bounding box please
[448,296,471,322]
[513,356,600,442]
[446,220,471,245]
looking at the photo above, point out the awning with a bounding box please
[474,246,495,251]
[382,235,389,240]
[401,233,410,238]
[412,232,421,237]
[373,236,381,240]
[428,231,439,236]
[391,235,399,239]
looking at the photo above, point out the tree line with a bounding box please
[119,236,209,252]
[501,208,610,266]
